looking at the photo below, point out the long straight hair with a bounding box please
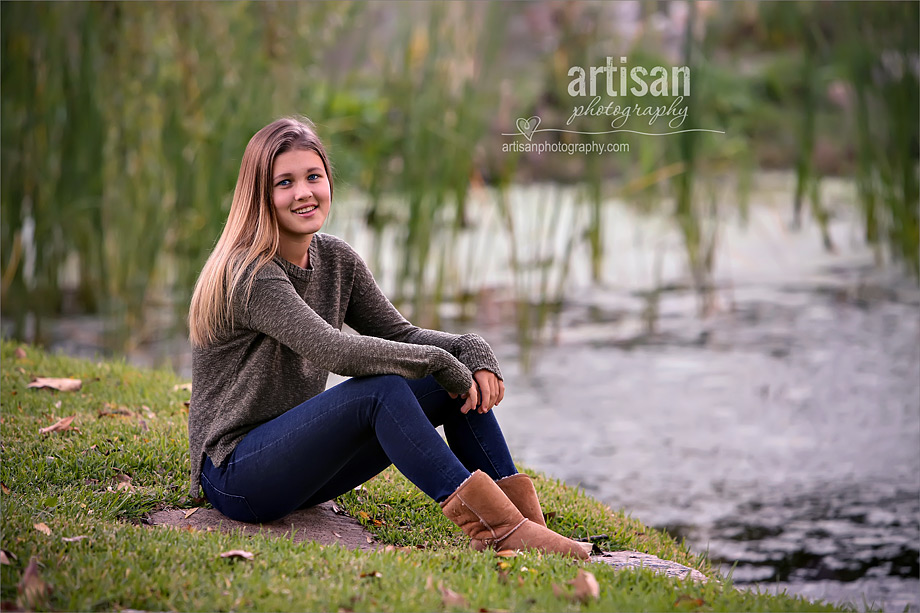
[188,117,334,347]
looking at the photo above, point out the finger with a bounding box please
[496,379,505,405]
[461,384,477,414]
[476,377,492,412]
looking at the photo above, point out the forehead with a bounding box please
[273,149,324,175]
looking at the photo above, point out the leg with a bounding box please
[201,375,471,522]
[407,375,517,480]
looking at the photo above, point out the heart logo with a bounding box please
[515,116,541,141]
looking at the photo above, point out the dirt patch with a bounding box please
[146,501,381,551]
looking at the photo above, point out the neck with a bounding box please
[278,234,313,269]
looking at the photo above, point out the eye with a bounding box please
[275,179,291,187]
[308,173,321,181]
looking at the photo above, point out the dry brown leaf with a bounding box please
[114,474,135,492]
[173,383,192,392]
[14,346,27,359]
[365,536,373,544]
[33,523,51,536]
[184,507,200,519]
[1,482,10,495]
[359,571,382,578]
[384,545,411,553]
[28,377,82,392]
[494,549,517,558]
[38,415,78,435]
[16,557,50,610]
[438,583,468,608]
[333,531,342,538]
[61,535,88,543]
[569,569,600,602]
[219,550,254,560]
[0,549,16,565]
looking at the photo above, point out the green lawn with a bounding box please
[0,340,843,612]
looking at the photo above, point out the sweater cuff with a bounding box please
[429,347,473,395]
[453,334,503,380]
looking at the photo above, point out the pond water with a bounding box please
[8,174,918,611]
[478,180,920,612]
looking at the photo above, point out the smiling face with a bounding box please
[271,148,331,267]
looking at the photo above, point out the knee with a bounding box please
[356,374,414,402]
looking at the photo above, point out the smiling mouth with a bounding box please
[292,205,318,215]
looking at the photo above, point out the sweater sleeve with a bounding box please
[240,274,473,395]
[344,251,503,379]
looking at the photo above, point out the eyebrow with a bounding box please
[273,167,324,182]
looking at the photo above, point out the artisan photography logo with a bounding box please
[503,56,724,152]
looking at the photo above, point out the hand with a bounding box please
[449,370,504,415]
[473,369,504,413]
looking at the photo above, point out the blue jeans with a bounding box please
[200,374,517,523]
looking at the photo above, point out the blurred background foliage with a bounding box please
[1,1,917,362]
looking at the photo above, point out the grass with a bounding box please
[0,340,846,612]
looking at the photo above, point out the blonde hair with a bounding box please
[188,117,334,347]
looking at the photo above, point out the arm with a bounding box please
[344,252,503,379]
[241,275,473,395]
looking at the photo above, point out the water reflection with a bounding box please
[489,254,919,612]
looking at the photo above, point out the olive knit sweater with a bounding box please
[188,233,502,498]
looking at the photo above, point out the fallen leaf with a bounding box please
[173,383,192,392]
[53,401,61,409]
[1,482,10,495]
[438,583,468,608]
[358,511,370,520]
[543,511,557,521]
[0,549,16,565]
[219,550,254,560]
[569,569,600,602]
[28,377,82,392]
[39,416,78,435]
[384,545,411,552]
[333,531,342,538]
[365,536,373,544]
[114,474,135,492]
[33,523,51,536]
[62,535,88,543]
[16,557,50,610]
[495,549,517,558]
[184,507,200,519]
[14,346,27,359]
[359,571,382,578]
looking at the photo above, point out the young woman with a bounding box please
[187,117,588,559]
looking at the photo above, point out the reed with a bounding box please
[1,1,916,368]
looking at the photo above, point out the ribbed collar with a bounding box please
[273,235,318,283]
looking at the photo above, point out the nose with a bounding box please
[294,183,312,201]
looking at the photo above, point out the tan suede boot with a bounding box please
[496,473,547,527]
[441,470,589,559]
